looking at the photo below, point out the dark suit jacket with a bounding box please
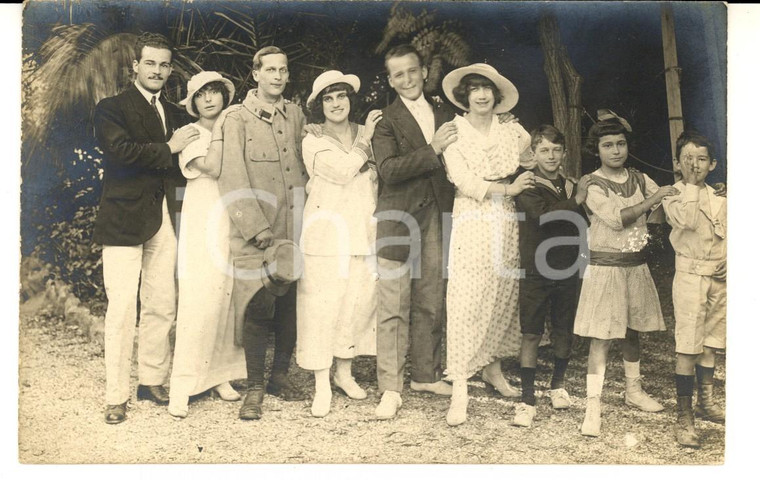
[372,96,455,262]
[514,167,588,276]
[93,85,187,246]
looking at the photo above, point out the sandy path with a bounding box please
[18,305,724,464]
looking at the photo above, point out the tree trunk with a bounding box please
[539,14,583,179]
[559,45,583,179]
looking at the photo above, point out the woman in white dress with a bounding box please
[168,72,246,418]
[441,64,536,426]
[297,71,383,417]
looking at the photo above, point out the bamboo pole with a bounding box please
[661,4,684,179]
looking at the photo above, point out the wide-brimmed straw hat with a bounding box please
[306,70,360,108]
[180,71,235,117]
[442,63,519,114]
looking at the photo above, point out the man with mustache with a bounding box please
[93,32,199,424]
[216,46,309,420]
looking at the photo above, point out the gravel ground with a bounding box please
[17,323,725,463]
[18,258,725,464]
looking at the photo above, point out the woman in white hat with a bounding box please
[168,71,246,418]
[440,64,537,426]
[296,70,383,417]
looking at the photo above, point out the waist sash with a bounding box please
[590,250,646,267]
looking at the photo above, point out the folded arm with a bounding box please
[443,143,491,201]
[303,135,371,185]
[662,184,700,230]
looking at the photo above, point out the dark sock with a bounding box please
[675,374,695,397]
[695,364,715,385]
[520,367,536,406]
[551,357,570,390]
[243,320,270,389]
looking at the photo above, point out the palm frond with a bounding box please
[23,24,136,167]
[373,2,471,92]
[437,31,470,67]
[24,2,370,169]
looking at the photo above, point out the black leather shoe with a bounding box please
[104,402,127,424]
[266,374,307,401]
[136,384,169,405]
[239,388,265,420]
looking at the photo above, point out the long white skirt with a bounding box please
[170,176,246,397]
[296,254,377,371]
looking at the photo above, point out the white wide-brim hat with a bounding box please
[180,71,235,117]
[442,63,519,114]
[306,70,361,108]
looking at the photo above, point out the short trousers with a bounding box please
[520,273,579,337]
[673,270,726,354]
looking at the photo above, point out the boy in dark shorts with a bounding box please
[512,125,590,427]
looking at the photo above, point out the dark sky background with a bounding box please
[21,0,726,251]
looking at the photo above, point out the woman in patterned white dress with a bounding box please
[441,64,537,426]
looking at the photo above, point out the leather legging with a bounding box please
[242,285,297,388]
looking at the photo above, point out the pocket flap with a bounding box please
[232,254,265,277]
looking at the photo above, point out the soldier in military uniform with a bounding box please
[216,46,309,420]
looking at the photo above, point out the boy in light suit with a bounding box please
[663,131,726,449]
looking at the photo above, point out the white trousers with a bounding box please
[102,199,177,405]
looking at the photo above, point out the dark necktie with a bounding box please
[151,95,166,136]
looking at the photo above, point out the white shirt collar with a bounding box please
[134,81,162,104]
[400,94,430,112]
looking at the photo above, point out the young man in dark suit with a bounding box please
[371,44,459,419]
[93,32,199,424]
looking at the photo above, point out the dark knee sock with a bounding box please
[695,364,715,385]
[272,312,297,376]
[520,367,536,406]
[675,374,695,397]
[243,320,270,389]
[551,357,570,390]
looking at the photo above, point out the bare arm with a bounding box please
[619,186,680,227]
[184,154,221,178]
